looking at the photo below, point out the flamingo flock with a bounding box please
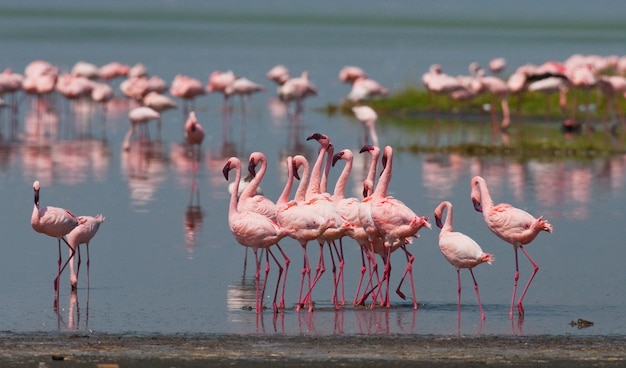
[16,56,566,321]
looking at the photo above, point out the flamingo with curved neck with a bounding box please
[470,175,552,317]
[223,157,292,314]
[434,200,494,321]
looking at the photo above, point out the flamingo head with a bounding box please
[222,160,233,180]
[306,132,330,147]
[248,157,258,177]
[472,197,483,212]
[359,144,374,154]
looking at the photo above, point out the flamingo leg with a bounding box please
[469,268,485,320]
[274,243,290,310]
[516,245,539,317]
[265,247,283,314]
[510,247,521,318]
[456,269,462,319]
[301,242,327,312]
[297,242,311,311]
[55,237,76,292]
[336,239,345,306]
[253,248,262,313]
[353,244,368,305]
[86,243,90,290]
[395,245,418,309]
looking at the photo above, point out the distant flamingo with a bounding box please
[123,106,160,151]
[266,65,290,85]
[434,201,494,320]
[143,91,178,134]
[30,180,79,292]
[223,157,294,313]
[351,105,380,147]
[66,214,105,290]
[338,66,367,83]
[470,175,553,317]
[98,61,130,82]
[206,70,237,107]
[224,77,266,109]
[278,71,317,118]
[170,74,206,115]
[345,76,389,102]
[488,57,507,75]
[184,111,204,160]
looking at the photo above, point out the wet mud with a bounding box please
[0,333,624,367]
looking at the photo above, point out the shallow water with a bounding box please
[0,1,625,338]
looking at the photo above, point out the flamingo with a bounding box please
[206,70,237,107]
[276,154,333,311]
[242,152,291,308]
[170,74,206,115]
[278,71,317,118]
[223,157,294,313]
[266,65,290,85]
[123,106,160,151]
[345,76,389,102]
[30,180,79,292]
[184,111,204,160]
[224,77,266,109]
[434,201,494,320]
[143,91,178,134]
[66,214,105,290]
[338,65,367,83]
[358,145,431,308]
[470,175,553,317]
[98,61,130,82]
[351,105,379,147]
[488,57,507,75]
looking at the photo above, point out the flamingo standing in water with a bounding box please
[243,152,292,309]
[276,154,333,311]
[66,214,105,290]
[223,157,294,313]
[30,180,79,292]
[351,105,379,147]
[470,176,553,317]
[358,145,431,309]
[434,201,494,320]
[123,106,160,151]
[170,74,206,115]
[184,111,205,161]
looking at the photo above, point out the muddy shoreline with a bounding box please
[0,333,624,367]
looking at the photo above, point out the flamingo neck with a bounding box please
[333,155,353,199]
[228,161,242,215]
[373,147,393,197]
[294,158,310,202]
[364,149,379,197]
[320,144,334,195]
[306,145,327,199]
[276,157,294,207]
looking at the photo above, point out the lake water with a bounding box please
[0,0,625,338]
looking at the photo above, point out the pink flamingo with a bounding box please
[98,61,130,82]
[223,157,294,313]
[170,74,206,115]
[434,201,494,320]
[278,71,317,118]
[184,111,204,160]
[206,70,237,108]
[266,65,290,85]
[143,92,177,129]
[488,57,507,75]
[66,215,105,289]
[243,152,291,308]
[224,77,266,109]
[345,76,389,102]
[470,175,553,317]
[30,180,79,292]
[359,145,431,308]
[304,133,354,308]
[351,105,380,147]
[123,106,160,151]
[338,65,367,83]
[276,154,333,311]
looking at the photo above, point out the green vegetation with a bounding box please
[324,86,626,158]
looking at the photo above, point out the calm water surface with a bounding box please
[0,1,625,337]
